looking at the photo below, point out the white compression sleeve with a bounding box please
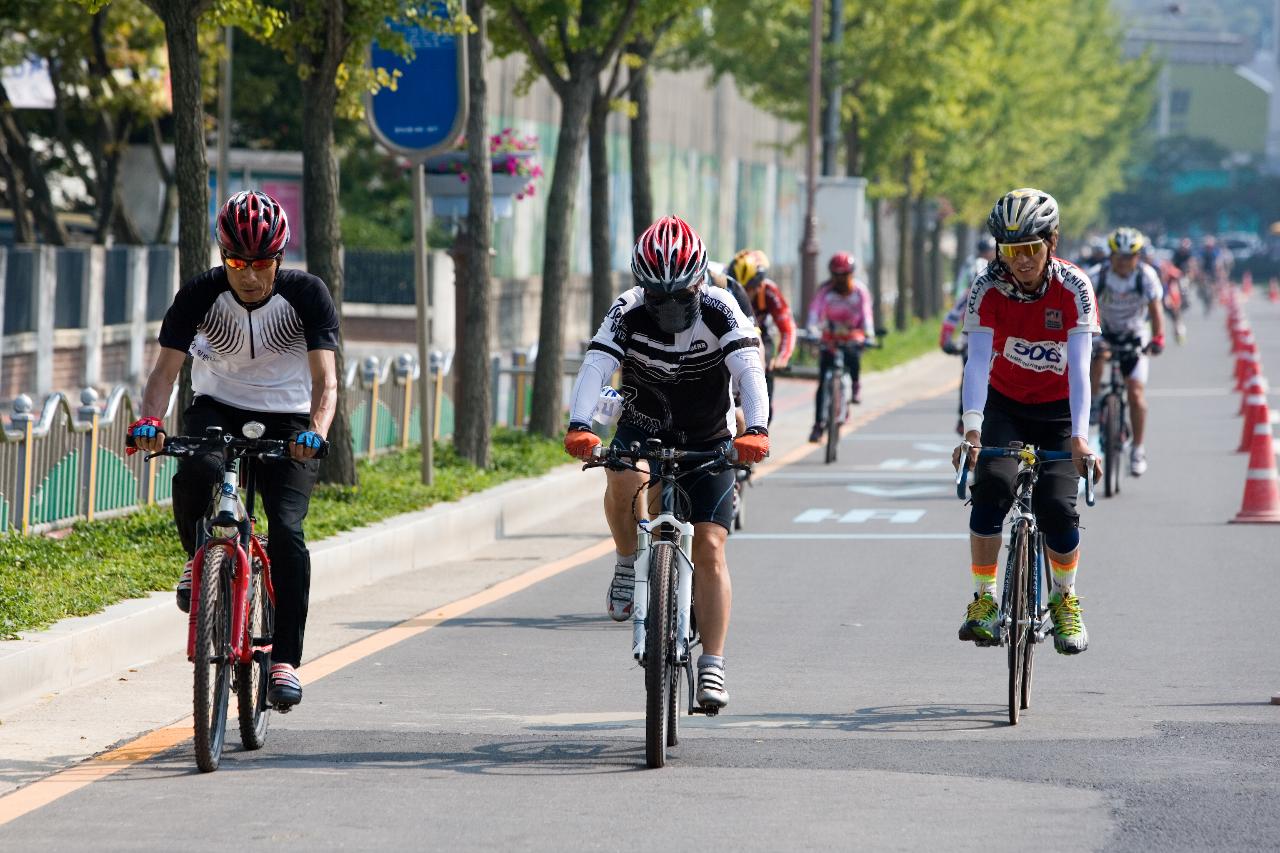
[725,345,769,430]
[961,330,993,434]
[567,348,620,427]
[1067,333,1092,438]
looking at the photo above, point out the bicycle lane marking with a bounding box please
[0,375,958,828]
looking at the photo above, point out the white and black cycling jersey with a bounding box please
[577,286,764,444]
[1086,261,1163,339]
[158,268,340,414]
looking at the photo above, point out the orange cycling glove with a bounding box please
[733,428,769,464]
[564,428,601,461]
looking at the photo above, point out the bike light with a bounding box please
[242,421,266,439]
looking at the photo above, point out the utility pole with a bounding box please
[821,0,843,176]
[800,0,822,312]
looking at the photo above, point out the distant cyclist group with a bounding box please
[124,181,1202,762]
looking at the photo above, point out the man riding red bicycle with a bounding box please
[128,190,338,710]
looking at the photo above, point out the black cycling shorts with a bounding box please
[611,424,736,531]
[1097,332,1143,380]
[969,388,1078,538]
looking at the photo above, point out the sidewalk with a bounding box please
[0,350,959,796]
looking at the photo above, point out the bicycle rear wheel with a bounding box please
[193,546,232,772]
[645,541,677,768]
[1102,396,1121,497]
[825,376,841,464]
[1006,523,1030,726]
[237,552,273,750]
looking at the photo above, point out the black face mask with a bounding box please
[644,287,701,333]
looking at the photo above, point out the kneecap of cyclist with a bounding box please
[564,215,770,709]
[954,188,1101,656]
[128,190,339,709]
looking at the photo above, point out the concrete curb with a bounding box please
[0,463,602,716]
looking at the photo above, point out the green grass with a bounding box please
[0,429,566,640]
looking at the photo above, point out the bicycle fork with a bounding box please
[630,514,695,664]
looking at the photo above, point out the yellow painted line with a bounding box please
[0,375,957,825]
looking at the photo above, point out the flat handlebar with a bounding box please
[126,431,329,461]
[583,442,750,473]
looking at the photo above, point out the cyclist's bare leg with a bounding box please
[691,522,731,656]
[604,465,649,556]
[1127,377,1147,446]
[970,532,1001,567]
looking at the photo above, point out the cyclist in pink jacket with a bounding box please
[806,252,876,442]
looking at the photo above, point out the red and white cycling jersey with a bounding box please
[962,258,1100,404]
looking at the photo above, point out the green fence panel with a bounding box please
[153,456,178,503]
[30,450,80,526]
[373,400,398,451]
[95,447,140,512]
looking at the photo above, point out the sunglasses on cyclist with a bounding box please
[644,287,699,306]
[997,240,1046,259]
[223,254,279,271]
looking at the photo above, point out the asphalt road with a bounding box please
[2,299,1278,851]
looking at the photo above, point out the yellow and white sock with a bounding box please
[1049,551,1079,596]
[971,563,997,598]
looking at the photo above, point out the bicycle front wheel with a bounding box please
[194,546,233,772]
[1006,523,1030,726]
[1102,396,1121,498]
[825,376,841,464]
[645,541,677,768]
[237,552,273,750]
[1020,534,1044,712]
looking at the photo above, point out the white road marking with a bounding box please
[794,509,839,523]
[850,434,958,441]
[731,533,972,540]
[792,508,927,524]
[848,484,948,498]
[913,442,956,454]
[766,472,954,481]
[880,458,949,470]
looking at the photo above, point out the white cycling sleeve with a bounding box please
[726,345,769,430]
[1067,332,1092,438]
[960,330,993,435]
[567,348,620,427]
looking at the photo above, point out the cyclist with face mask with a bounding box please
[563,215,770,709]
[806,252,876,443]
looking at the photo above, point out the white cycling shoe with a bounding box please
[1130,446,1148,477]
[696,664,729,709]
[606,566,634,622]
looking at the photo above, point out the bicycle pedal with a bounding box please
[693,706,720,717]
[271,702,295,714]
[974,638,1000,648]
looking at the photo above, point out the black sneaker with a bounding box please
[267,663,303,708]
[176,559,194,613]
[808,423,825,443]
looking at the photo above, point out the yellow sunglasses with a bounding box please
[997,240,1046,259]
[223,255,278,271]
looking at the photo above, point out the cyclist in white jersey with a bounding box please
[1085,227,1164,476]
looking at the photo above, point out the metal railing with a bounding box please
[0,352,449,535]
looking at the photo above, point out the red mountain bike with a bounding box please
[131,424,321,771]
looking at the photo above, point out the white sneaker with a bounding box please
[606,566,634,621]
[1130,446,1148,477]
[696,664,729,709]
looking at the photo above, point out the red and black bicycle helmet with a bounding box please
[631,216,709,334]
[215,190,290,258]
[828,252,854,275]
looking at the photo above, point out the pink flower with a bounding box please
[458,172,468,183]
[505,156,518,175]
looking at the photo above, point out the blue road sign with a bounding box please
[367,13,466,160]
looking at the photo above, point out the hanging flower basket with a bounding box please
[422,129,543,218]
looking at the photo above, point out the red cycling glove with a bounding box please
[733,430,770,464]
[564,428,601,461]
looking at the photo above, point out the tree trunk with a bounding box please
[868,196,884,332]
[0,84,68,245]
[628,40,654,237]
[844,108,861,177]
[588,85,614,327]
[150,118,178,244]
[300,69,356,486]
[454,0,493,467]
[895,191,911,332]
[143,0,212,429]
[528,76,593,438]
[0,127,33,244]
[928,208,943,316]
[911,195,928,321]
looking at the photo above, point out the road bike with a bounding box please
[130,424,326,772]
[956,443,1094,725]
[802,332,883,464]
[586,440,750,768]
[1095,335,1145,498]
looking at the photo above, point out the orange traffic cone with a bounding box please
[1238,394,1271,451]
[1231,421,1280,523]
[1239,374,1269,415]
[1271,279,1280,303]
[1234,350,1260,390]
[1232,326,1253,354]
